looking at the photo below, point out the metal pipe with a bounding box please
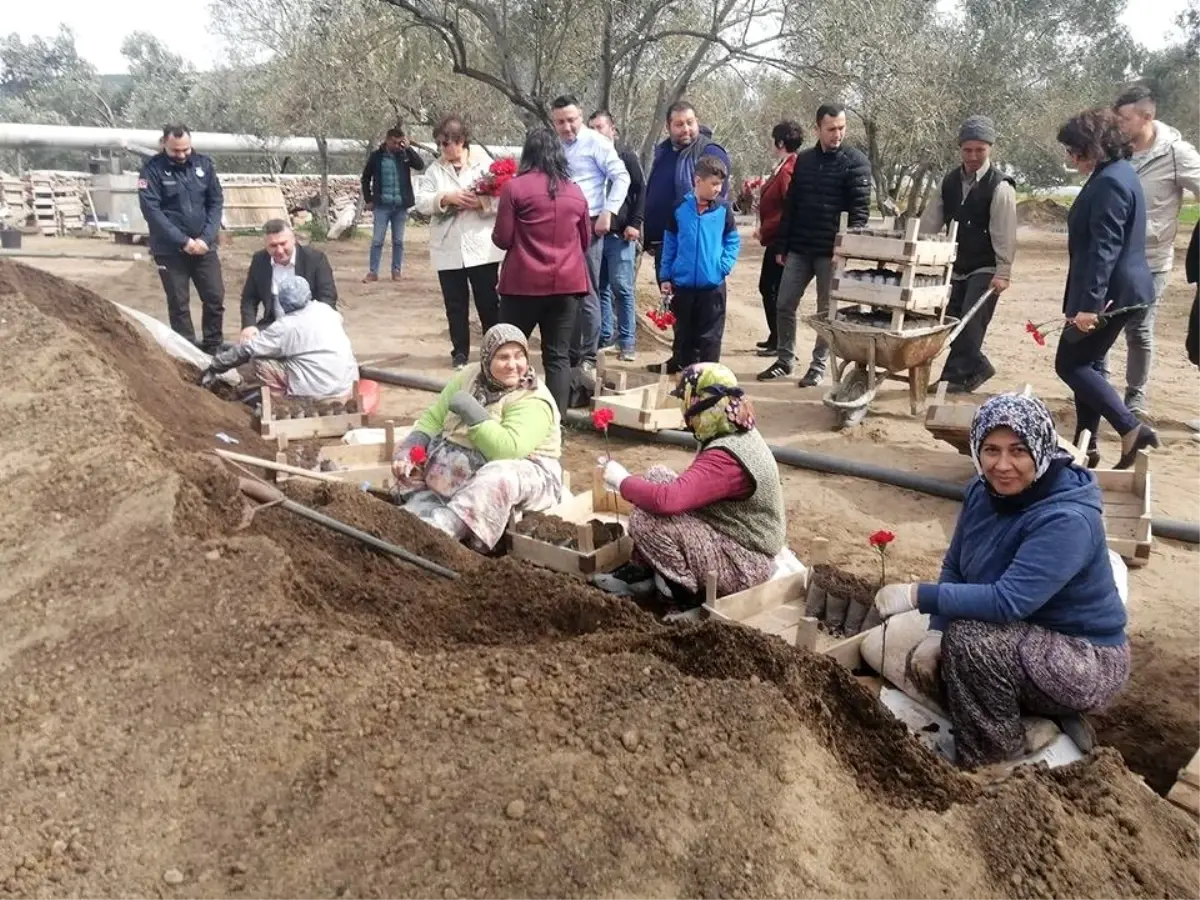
[0,249,146,262]
[359,366,1200,544]
[237,477,459,580]
[0,123,522,160]
[0,123,368,157]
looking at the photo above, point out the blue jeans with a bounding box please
[598,234,637,352]
[369,204,408,275]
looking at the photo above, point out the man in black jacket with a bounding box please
[138,124,226,353]
[589,110,646,361]
[239,219,338,340]
[360,126,426,282]
[758,104,871,386]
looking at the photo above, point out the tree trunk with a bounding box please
[317,136,331,240]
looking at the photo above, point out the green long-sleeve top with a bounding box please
[414,373,562,460]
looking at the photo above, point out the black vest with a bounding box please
[941,166,1012,275]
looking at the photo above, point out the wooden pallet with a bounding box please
[592,371,684,432]
[507,471,633,576]
[259,382,368,440]
[1167,750,1200,815]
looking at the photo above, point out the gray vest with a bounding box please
[693,429,786,556]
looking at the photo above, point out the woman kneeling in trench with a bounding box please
[392,324,563,551]
[872,392,1130,768]
[597,363,786,606]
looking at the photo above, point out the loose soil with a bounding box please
[3,235,1198,899]
[812,564,879,605]
[514,512,625,549]
[1016,198,1071,228]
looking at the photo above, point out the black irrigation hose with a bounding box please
[358,366,1200,546]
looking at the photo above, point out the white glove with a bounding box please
[873,583,918,619]
[600,459,630,493]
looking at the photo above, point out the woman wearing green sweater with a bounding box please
[392,324,563,550]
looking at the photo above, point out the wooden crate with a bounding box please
[830,269,951,314]
[835,215,959,267]
[702,570,818,649]
[924,383,1088,464]
[507,470,633,576]
[592,373,684,432]
[288,421,413,491]
[1093,451,1153,567]
[1167,750,1200,816]
[259,383,368,440]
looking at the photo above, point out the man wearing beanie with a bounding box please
[920,115,1017,394]
[201,274,359,405]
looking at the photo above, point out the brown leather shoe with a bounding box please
[362,272,378,283]
[391,270,402,282]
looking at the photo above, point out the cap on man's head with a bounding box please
[276,275,312,314]
[959,115,997,145]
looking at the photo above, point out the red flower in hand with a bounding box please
[408,445,428,465]
[869,530,895,548]
[591,408,615,432]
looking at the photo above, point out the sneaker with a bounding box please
[362,272,379,283]
[756,361,792,381]
[452,354,468,370]
[391,270,402,282]
[755,344,779,357]
[796,367,824,388]
[598,340,618,355]
[617,349,636,363]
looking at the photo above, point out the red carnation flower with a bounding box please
[408,445,428,465]
[591,408,614,431]
[869,530,895,548]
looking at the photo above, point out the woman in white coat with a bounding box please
[414,115,505,369]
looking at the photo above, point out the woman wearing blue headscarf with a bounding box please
[871,392,1130,767]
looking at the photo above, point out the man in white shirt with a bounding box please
[1110,84,1200,414]
[239,219,338,340]
[550,94,630,372]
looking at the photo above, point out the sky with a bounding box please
[2,0,1191,74]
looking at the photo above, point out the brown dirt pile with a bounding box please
[1017,198,1071,227]
[0,258,1196,898]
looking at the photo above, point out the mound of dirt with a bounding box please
[0,257,1196,899]
[1017,198,1071,227]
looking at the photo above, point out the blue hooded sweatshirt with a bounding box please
[917,464,1126,646]
[659,193,740,290]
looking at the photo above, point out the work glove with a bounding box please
[599,458,630,493]
[448,390,490,426]
[873,583,918,619]
[906,631,943,701]
[198,367,219,389]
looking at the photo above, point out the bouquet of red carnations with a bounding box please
[471,157,518,196]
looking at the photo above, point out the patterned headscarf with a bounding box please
[670,363,756,443]
[470,323,538,406]
[969,393,1061,482]
[273,274,312,320]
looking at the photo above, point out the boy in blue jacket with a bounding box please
[659,157,740,367]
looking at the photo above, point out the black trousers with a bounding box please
[757,251,783,345]
[1187,286,1198,367]
[671,285,726,367]
[438,263,500,360]
[500,294,580,415]
[938,271,997,384]
[154,250,225,350]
